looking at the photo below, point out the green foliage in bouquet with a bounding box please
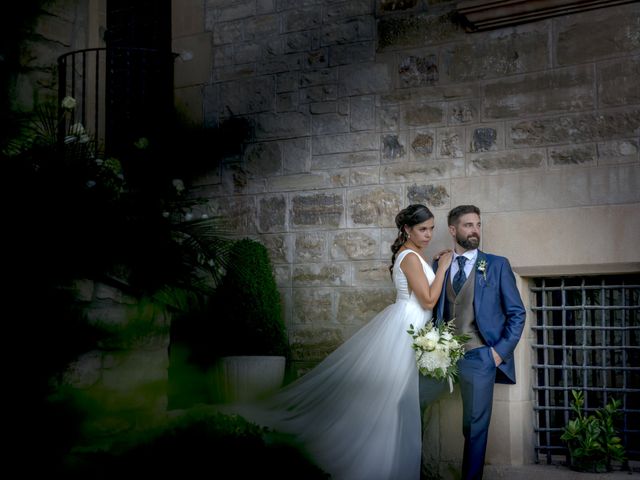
[560,390,626,473]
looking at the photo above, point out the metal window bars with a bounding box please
[530,276,640,465]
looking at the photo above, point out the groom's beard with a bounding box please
[456,232,480,250]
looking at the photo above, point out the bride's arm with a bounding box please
[401,251,452,310]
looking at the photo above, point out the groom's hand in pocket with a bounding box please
[490,347,502,366]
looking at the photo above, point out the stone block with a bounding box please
[255,112,311,139]
[336,288,396,326]
[399,54,439,88]
[295,232,327,262]
[312,151,380,169]
[219,75,275,115]
[257,0,275,14]
[300,84,338,103]
[234,42,262,64]
[555,3,640,66]
[437,127,465,158]
[441,24,548,83]
[244,141,282,177]
[293,262,349,286]
[468,149,546,176]
[549,144,597,168]
[213,44,234,67]
[312,112,350,135]
[353,260,392,286]
[312,132,379,155]
[347,186,403,227]
[293,288,334,324]
[350,95,376,131]
[407,183,450,208]
[378,104,402,131]
[276,71,299,92]
[339,62,392,96]
[211,19,243,45]
[209,0,255,23]
[448,99,479,125]
[597,139,639,165]
[597,56,640,108]
[381,84,478,106]
[274,264,292,287]
[467,123,504,153]
[284,31,313,54]
[378,0,419,14]
[283,6,322,33]
[350,166,381,185]
[258,194,286,233]
[381,159,464,183]
[282,137,311,174]
[309,101,337,114]
[243,13,280,40]
[329,229,380,260]
[289,325,344,362]
[300,68,338,87]
[382,133,408,161]
[260,233,293,264]
[291,191,345,228]
[377,11,463,51]
[329,41,376,66]
[324,0,373,21]
[276,92,298,112]
[483,65,594,119]
[321,16,375,47]
[404,102,446,127]
[267,170,348,191]
[409,128,436,161]
[508,107,640,147]
[208,195,257,234]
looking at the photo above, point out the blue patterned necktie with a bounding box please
[452,256,467,294]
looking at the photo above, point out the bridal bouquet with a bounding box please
[407,320,470,393]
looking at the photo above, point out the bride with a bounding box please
[221,204,453,479]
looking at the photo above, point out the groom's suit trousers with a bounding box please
[458,346,497,480]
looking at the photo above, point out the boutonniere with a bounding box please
[477,259,488,280]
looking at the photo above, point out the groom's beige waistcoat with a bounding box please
[446,266,485,351]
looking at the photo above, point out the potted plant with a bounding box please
[560,389,626,473]
[209,238,291,403]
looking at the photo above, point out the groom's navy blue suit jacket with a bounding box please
[435,251,526,384]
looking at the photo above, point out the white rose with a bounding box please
[61,96,76,110]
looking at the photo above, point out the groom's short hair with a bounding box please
[448,205,481,225]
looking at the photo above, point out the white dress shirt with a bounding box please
[451,249,478,284]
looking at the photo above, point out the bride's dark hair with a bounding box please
[389,204,434,276]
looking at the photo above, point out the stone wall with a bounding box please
[173,0,640,363]
[58,279,171,449]
[172,0,640,472]
[12,0,99,112]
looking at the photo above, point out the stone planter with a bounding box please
[211,355,286,403]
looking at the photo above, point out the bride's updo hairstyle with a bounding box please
[389,204,434,276]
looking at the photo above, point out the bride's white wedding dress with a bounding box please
[224,249,435,479]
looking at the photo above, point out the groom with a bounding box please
[421,205,526,480]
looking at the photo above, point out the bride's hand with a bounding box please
[436,250,453,270]
[433,249,452,263]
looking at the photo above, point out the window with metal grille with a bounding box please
[531,275,639,465]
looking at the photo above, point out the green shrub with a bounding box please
[213,238,290,359]
[560,390,626,472]
[64,411,328,479]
